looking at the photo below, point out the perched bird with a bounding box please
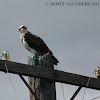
[19,25,59,65]
[0,50,11,61]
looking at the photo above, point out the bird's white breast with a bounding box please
[20,33,37,54]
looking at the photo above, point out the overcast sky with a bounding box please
[0,0,100,100]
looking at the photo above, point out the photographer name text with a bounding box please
[45,2,100,7]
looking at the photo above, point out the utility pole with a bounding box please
[28,53,56,100]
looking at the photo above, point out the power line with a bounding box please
[61,83,66,100]
[91,95,100,100]
[82,71,95,100]
[5,63,16,91]
[55,66,65,100]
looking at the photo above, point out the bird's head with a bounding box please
[19,25,27,33]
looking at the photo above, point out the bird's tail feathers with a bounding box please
[48,50,59,65]
[51,55,59,65]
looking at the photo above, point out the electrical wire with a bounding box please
[91,96,100,100]
[82,71,95,100]
[61,82,66,100]
[5,62,16,91]
[55,66,66,100]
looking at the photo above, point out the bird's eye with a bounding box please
[23,26,27,29]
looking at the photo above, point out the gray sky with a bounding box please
[0,0,100,100]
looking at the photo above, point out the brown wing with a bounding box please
[24,32,50,54]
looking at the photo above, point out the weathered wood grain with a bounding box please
[0,59,100,90]
[28,53,56,100]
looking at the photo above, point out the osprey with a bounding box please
[19,25,59,65]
